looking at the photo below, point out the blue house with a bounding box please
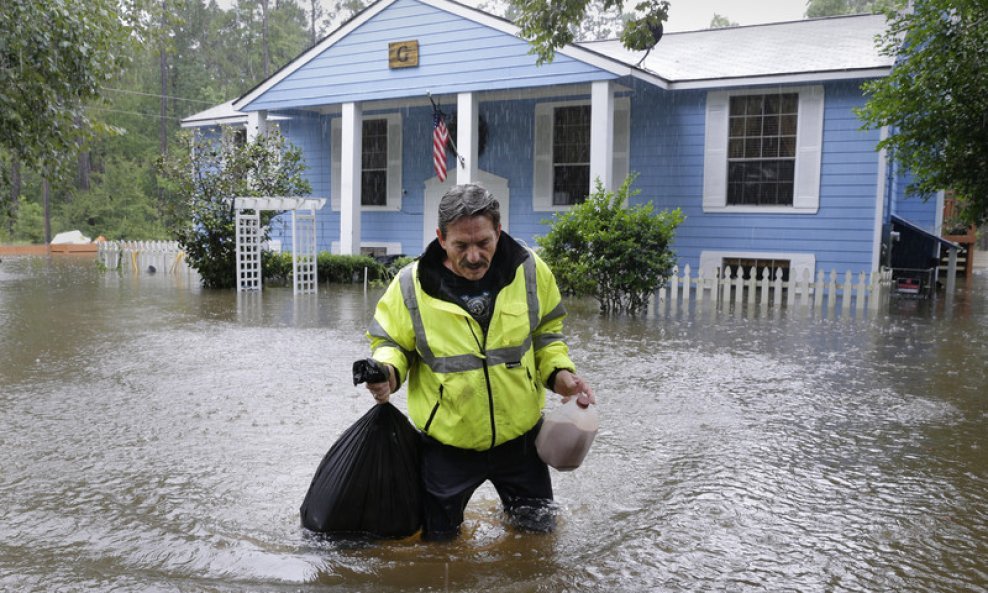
[182,0,944,282]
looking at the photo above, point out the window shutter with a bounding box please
[703,91,729,211]
[386,113,403,210]
[331,118,341,211]
[533,103,553,211]
[612,97,631,190]
[793,85,823,212]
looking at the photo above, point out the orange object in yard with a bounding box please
[49,243,98,254]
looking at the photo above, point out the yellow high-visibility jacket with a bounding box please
[367,235,575,451]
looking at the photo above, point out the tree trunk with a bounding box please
[42,177,51,245]
[261,0,271,78]
[77,151,91,191]
[74,114,90,191]
[159,0,169,158]
[6,159,20,234]
[309,0,318,47]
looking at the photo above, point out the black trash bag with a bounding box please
[299,402,422,538]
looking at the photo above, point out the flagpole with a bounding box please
[427,92,465,168]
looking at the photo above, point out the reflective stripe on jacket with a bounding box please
[367,248,574,451]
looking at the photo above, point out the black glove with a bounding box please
[352,358,389,386]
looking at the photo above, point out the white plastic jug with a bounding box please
[535,394,598,471]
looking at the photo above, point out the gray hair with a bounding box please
[437,184,501,237]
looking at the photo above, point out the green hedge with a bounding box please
[261,252,415,286]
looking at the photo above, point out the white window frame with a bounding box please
[331,112,402,212]
[330,241,403,255]
[699,250,816,282]
[703,85,823,215]
[533,96,630,212]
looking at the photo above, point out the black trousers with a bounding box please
[420,420,554,540]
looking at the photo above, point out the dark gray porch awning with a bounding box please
[891,214,962,251]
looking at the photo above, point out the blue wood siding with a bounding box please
[620,79,887,275]
[892,167,939,233]
[247,0,615,112]
[274,107,423,254]
[266,78,925,276]
[273,97,577,256]
[268,112,334,251]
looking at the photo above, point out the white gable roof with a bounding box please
[582,14,893,89]
[180,100,246,128]
[179,100,293,129]
[233,0,632,111]
[182,10,895,126]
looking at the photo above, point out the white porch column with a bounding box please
[945,247,958,295]
[457,92,479,185]
[340,102,362,255]
[590,80,615,193]
[246,110,268,142]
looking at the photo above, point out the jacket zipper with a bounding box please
[423,384,443,434]
[467,319,497,449]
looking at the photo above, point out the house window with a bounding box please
[331,112,403,211]
[331,241,403,256]
[361,119,388,206]
[233,128,247,147]
[533,97,631,212]
[722,257,791,282]
[727,93,798,206]
[700,250,815,284]
[703,86,823,214]
[552,105,591,206]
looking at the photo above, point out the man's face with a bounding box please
[437,215,501,281]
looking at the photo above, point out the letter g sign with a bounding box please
[388,40,419,69]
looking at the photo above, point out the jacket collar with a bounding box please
[418,231,529,300]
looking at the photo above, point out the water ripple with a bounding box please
[1,258,986,592]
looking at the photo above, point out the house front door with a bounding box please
[422,170,510,251]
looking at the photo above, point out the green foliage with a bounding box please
[1,0,320,245]
[619,2,670,51]
[317,253,384,284]
[262,250,295,286]
[804,0,903,18]
[262,252,415,286]
[55,159,168,240]
[709,14,738,28]
[10,201,45,244]
[857,0,988,226]
[514,0,669,63]
[159,128,311,289]
[536,175,684,314]
[0,0,137,171]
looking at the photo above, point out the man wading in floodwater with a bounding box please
[363,183,595,541]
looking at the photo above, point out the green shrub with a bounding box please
[317,253,383,283]
[261,251,294,286]
[11,201,45,244]
[536,174,684,314]
[261,252,418,286]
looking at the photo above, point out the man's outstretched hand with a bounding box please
[552,369,596,405]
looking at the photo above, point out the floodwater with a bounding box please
[1,255,986,593]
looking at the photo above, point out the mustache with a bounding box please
[460,259,490,270]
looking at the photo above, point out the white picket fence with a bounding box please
[652,265,894,316]
[97,240,193,277]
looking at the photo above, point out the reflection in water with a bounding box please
[1,256,986,592]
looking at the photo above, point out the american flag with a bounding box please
[433,111,449,182]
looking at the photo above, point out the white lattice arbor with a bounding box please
[230,197,327,294]
[235,210,262,290]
